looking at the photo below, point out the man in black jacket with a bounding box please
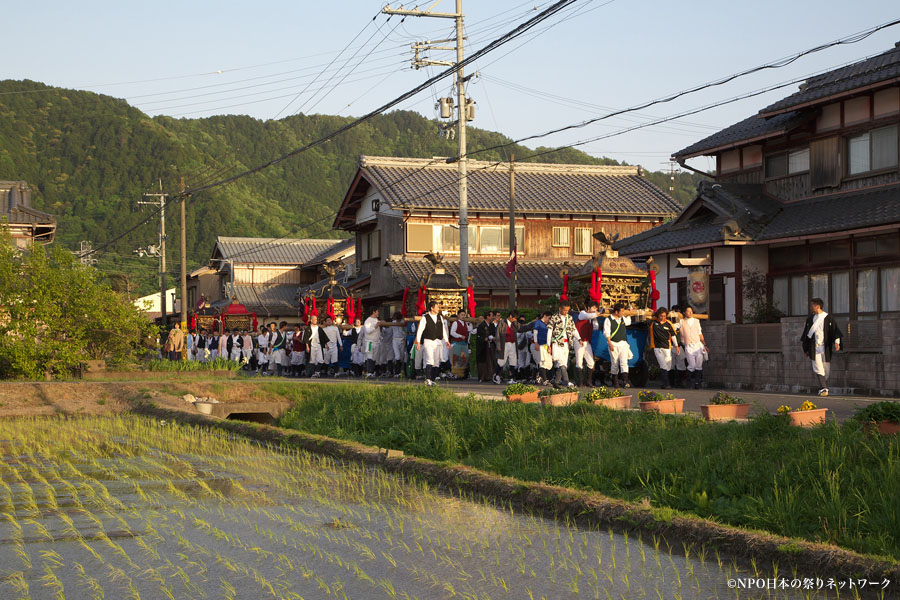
[475,312,494,382]
[801,297,842,397]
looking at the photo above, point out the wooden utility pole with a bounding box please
[508,155,516,310]
[179,177,188,338]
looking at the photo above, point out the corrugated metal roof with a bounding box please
[358,157,681,216]
[215,237,350,265]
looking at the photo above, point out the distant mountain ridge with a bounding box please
[0,79,702,295]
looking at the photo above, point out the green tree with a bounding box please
[0,235,152,379]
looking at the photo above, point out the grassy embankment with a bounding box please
[275,382,900,562]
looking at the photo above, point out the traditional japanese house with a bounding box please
[614,42,900,395]
[1,181,55,248]
[333,155,680,312]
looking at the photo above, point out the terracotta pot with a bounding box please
[700,403,750,421]
[639,398,684,414]
[877,420,900,436]
[592,395,632,410]
[506,391,540,404]
[540,392,579,407]
[787,408,827,427]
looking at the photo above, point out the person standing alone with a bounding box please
[801,297,841,397]
[415,301,449,386]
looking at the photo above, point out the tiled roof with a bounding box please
[215,237,350,265]
[232,284,299,314]
[758,184,900,240]
[760,44,900,116]
[615,182,900,254]
[615,182,781,255]
[6,204,55,225]
[386,255,571,290]
[358,156,681,216]
[673,111,812,159]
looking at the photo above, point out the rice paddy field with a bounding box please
[0,416,850,600]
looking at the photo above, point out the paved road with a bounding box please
[269,374,885,423]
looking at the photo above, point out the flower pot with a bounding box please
[592,395,632,410]
[787,408,827,427]
[540,392,579,407]
[877,420,900,436]
[700,403,750,421]
[639,398,684,414]
[506,391,540,404]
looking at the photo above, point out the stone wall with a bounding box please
[700,316,898,397]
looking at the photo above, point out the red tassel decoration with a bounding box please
[561,274,569,301]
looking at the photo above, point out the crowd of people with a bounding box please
[163,299,712,391]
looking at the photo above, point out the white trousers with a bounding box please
[535,345,553,370]
[673,348,686,371]
[241,348,252,361]
[551,342,569,369]
[575,342,595,369]
[230,349,242,362]
[290,350,305,366]
[517,347,531,369]
[392,337,406,362]
[609,340,630,375]
[812,348,830,378]
[498,341,517,368]
[268,349,284,369]
[685,342,704,372]
[351,344,365,366]
[364,340,380,361]
[324,342,338,364]
[309,344,325,365]
[257,349,268,365]
[422,338,444,368]
[654,347,673,371]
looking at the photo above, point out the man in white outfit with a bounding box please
[362,307,383,378]
[575,301,601,388]
[801,297,842,397]
[256,326,269,374]
[679,306,707,389]
[415,300,450,386]
[323,317,342,376]
[604,303,632,388]
[547,301,580,389]
[229,330,242,362]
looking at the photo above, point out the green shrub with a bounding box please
[708,391,746,405]
[852,401,900,425]
[146,358,243,372]
[584,386,622,401]
[502,383,536,397]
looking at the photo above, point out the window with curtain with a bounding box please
[857,269,877,313]
[479,227,502,254]
[810,274,828,306]
[500,226,525,253]
[848,132,870,175]
[881,267,900,312]
[831,272,850,314]
[848,125,898,175]
[772,277,789,313]
[788,148,810,173]
[790,275,808,316]
[552,227,570,247]
[574,228,593,255]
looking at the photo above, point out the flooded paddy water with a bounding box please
[0,416,841,599]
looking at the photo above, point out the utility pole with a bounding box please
[385,0,472,284]
[138,180,168,322]
[508,155,516,310]
[179,177,188,336]
[661,161,680,196]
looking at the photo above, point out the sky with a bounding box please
[3,0,900,174]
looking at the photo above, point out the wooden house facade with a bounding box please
[333,156,680,311]
[613,43,900,395]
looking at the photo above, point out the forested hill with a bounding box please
[0,79,704,295]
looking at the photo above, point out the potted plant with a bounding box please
[503,383,539,404]
[585,386,631,410]
[539,387,579,407]
[638,390,684,414]
[777,400,827,427]
[852,401,900,435]
[700,391,749,421]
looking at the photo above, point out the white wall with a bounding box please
[354,190,402,224]
[713,247,735,274]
